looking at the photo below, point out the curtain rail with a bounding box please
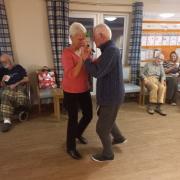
[70,1,132,7]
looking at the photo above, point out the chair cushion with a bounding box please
[123,67,130,82]
[124,83,140,93]
[178,83,180,92]
[37,67,57,89]
[39,88,53,99]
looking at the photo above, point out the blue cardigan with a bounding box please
[85,40,125,106]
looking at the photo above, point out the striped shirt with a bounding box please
[163,61,180,75]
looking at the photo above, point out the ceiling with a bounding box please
[140,0,180,20]
[70,0,180,5]
[137,0,180,20]
[70,0,180,20]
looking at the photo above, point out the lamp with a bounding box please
[104,17,117,21]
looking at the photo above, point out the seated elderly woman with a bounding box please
[141,56,167,116]
[163,51,180,105]
[0,54,29,132]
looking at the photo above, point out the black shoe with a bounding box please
[155,108,167,116]
[77,136,88,144]
[91,154,114,162]
[112,136,127,145]
[67,150,82,160]
[1,123,12,133]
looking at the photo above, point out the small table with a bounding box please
[53,88,64,120]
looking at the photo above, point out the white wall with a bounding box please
[5,0,53,103]
[70,0,132,12]
[5,0,53,71]
[4,0,133,103]
[142,0,180,13]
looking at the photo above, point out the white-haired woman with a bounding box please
[62,22,92,160]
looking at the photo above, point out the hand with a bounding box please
[143,78,148,85]
[0,81,6,87]
[161,80,166,86]
[170,64,177,70]
[81,47,91,61]
[175,62,179,68]
[9,83,17,90]
[2,75,10,82]
[80,39,88,47]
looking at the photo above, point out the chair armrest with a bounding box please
[140,79,145,94]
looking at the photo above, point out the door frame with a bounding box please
[102,12,129,65]
[69,11,129,95]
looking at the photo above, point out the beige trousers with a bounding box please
[145,76,166,104]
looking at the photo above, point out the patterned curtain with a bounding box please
[128,2,143,84]
[0,0,13,56]
[46,0,69,87]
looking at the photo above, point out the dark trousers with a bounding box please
[166,76,178,103]
[64,91,92,151]
[96,105,123,157]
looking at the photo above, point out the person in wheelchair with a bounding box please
[0,54,29,132]
[141,56,167,116]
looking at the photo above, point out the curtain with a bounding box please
[46,0,69,87]
[0,0,13,56]
[128,2,143,84]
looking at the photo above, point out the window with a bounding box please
[69,12,129,94]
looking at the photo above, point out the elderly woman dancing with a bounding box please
[62,22,92,160]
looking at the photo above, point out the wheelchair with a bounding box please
[14,83,32,122]
[0,83,32,122]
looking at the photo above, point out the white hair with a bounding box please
[94,23,112,40]
[69,22,87,37]
[0,54,14,65]
[154,52,164,60]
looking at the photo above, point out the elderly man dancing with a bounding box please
[0,54,29,132]
[141,57,167,116]
[84,24,126,162]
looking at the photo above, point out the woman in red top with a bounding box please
[62,22,92,160]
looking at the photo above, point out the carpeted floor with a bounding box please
[0,102,180,180]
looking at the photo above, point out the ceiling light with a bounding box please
[159,13,175,18]
[104,17,117,21]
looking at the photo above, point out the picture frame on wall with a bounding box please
[147,35,155,46]
[141,35,147,46]
[170,35,177,46]
[140,49,146,60]
[153,49,161,58]
[162,35,170,46]
[154,35,162,46]
[176,36,180,45]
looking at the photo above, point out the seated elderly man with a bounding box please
[0,54,29,132]
[141,57,167,116]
